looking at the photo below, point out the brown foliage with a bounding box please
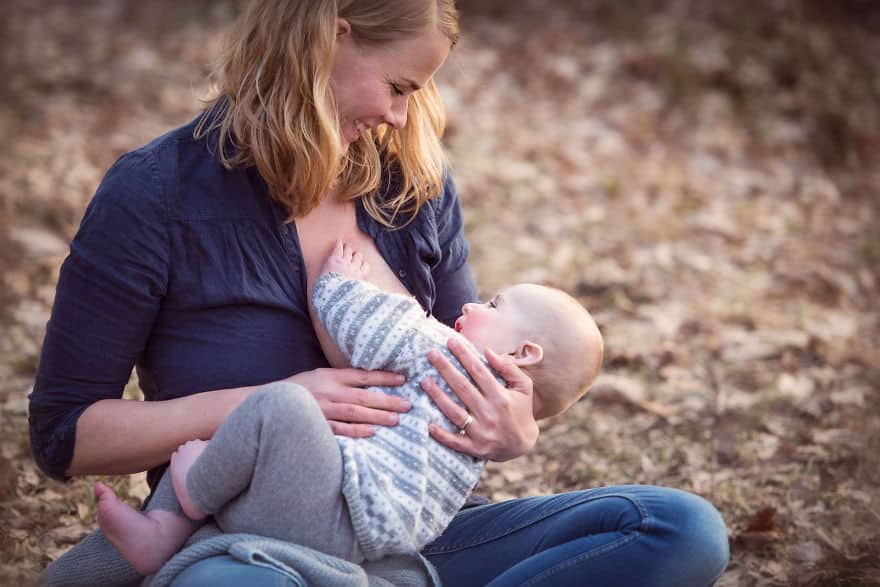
[1,1,879,584]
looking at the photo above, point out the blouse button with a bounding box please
[398,269,407,278]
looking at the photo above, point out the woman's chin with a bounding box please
[341,126,361,147]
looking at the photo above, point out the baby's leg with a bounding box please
[95,470,200,576]
[169,439,210,520]
[184,381,364,562]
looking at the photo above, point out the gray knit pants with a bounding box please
[178,381,364,563]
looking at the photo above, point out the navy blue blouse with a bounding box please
[28,117,477,484]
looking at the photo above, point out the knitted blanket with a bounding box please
[42,523,439,586]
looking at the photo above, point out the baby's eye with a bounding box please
[487,299,497,309]
[390,83,405,96]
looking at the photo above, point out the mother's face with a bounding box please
[330,20,450,150]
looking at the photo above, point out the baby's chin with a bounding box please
[460,336,488,355]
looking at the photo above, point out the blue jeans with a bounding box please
[170,486,729,587]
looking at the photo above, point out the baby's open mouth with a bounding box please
[454,318,462,332]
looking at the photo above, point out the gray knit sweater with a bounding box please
[313,272,492,560]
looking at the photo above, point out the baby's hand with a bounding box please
[320,240,370,281]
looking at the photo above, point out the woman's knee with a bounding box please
[659,489,730,583]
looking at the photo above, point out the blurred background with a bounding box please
[1,1,878,584]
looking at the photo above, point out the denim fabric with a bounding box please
[166,486,728,586]
[422,486,729,587]
[169,555,303,587]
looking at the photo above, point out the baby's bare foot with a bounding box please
[319,240,370,281]
[170,439,209,521]
[95,482,188,576]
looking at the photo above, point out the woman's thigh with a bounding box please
[422,485,729,587]
[169,555,301,587]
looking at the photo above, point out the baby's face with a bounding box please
[454,285,540,354]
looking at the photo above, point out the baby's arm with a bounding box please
[313,241,431,375]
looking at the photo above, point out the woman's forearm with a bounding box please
[65,386,256,476]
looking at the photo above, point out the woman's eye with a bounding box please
[391,83,405,96]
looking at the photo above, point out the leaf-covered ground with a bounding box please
[1,2,878,585]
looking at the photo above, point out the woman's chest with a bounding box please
[294,198,411,368]
[294,198,410,298]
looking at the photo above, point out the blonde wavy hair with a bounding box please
[195,0,459,226]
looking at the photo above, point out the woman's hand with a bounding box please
[286,368,409,437]
[421,339,539,461]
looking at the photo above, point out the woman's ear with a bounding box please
[336,18,352,38]
[511,341,543,367]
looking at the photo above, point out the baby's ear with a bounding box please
[512,341,543,367]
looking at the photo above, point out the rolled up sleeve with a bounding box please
[29,149,169,480]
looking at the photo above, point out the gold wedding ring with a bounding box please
[458,413,474,436]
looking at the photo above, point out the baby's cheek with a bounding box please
[462,318,488,345]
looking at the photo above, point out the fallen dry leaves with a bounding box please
[1,1,879,585]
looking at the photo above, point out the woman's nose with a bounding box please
[384,99,408,129]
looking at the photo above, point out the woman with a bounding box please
[30,1,729,585]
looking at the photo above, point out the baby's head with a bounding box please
[454,284,603,419]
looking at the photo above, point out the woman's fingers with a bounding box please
[324,369,410,419]
[321,398,402,426]
[338,368,405,389]
[426,347,484,412]
[446,339,509,399]
[287,368,409,429]
[329,421,376,438]
[484,347,533,396]
[420,376,469,428]
[428,424,486,459]
[423,341,539,462]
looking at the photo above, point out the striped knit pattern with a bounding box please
[313,273,494,560]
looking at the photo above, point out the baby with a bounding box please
[95,241,604,577]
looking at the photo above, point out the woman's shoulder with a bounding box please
[95,115,263,222]
[96,117,202,204]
